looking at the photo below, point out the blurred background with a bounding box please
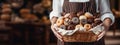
[0,0,120,45]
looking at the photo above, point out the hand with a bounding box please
[97,18,112,41]
[51,25,63,41]
[103,18,112,31]
[51,17,58,25]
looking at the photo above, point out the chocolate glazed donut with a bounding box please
[77,11,84,17]
[68,12,77,19]
[67,25,75,30]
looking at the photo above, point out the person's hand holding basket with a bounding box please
[50,12,112,42]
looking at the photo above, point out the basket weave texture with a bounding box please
[62,31,98,42]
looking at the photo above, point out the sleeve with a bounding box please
[49,0,62,21]
[99,0,115,25]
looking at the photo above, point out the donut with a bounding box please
[77,11,84,17]
[79,26,85,31]
[79,15,87,24]
[91,23,97,27]
[14,17,24,23]
[75,24,83,29]
[72,17,79,24]
[75,25,81,29]
[79,15,87,20]
[60,25,66,29]
[84,12,93,19]
[1,4,11,9]
[1,14,11,21]
[94,18,102,24]
[11,3,21,8]
[75,24,86,31]
[64,18,72,25]
[56,17,64,26]
[87,18,94,24]
[69,13,77,19]
[76,24,85,31]
[2,8,12,14]
[84,24,92,31]
[64,13,70,18]
[67,25,75,30]
[20,9,31,14]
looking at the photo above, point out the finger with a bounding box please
[97,31,105,41]
[57,36,63,41]
[98,31,105,37]
[52,28,62,38]
[51,25,63,39]
[53,31,63,41]
[51,25,63,41]
[97,34,103,41]
[54,32,62,38]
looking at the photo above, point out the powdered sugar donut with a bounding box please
[72,17,79,24]
[79,15,87,24]
[67,25,75,30]
[64,18,72,25]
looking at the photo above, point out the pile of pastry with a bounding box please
[55,12,102,31]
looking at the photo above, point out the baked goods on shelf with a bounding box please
[2,8,12,14]
[1,14,11,21]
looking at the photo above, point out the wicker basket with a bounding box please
[53,23,103,42]
[62,31,98,42]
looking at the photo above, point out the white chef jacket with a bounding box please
[49,0,115,25]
